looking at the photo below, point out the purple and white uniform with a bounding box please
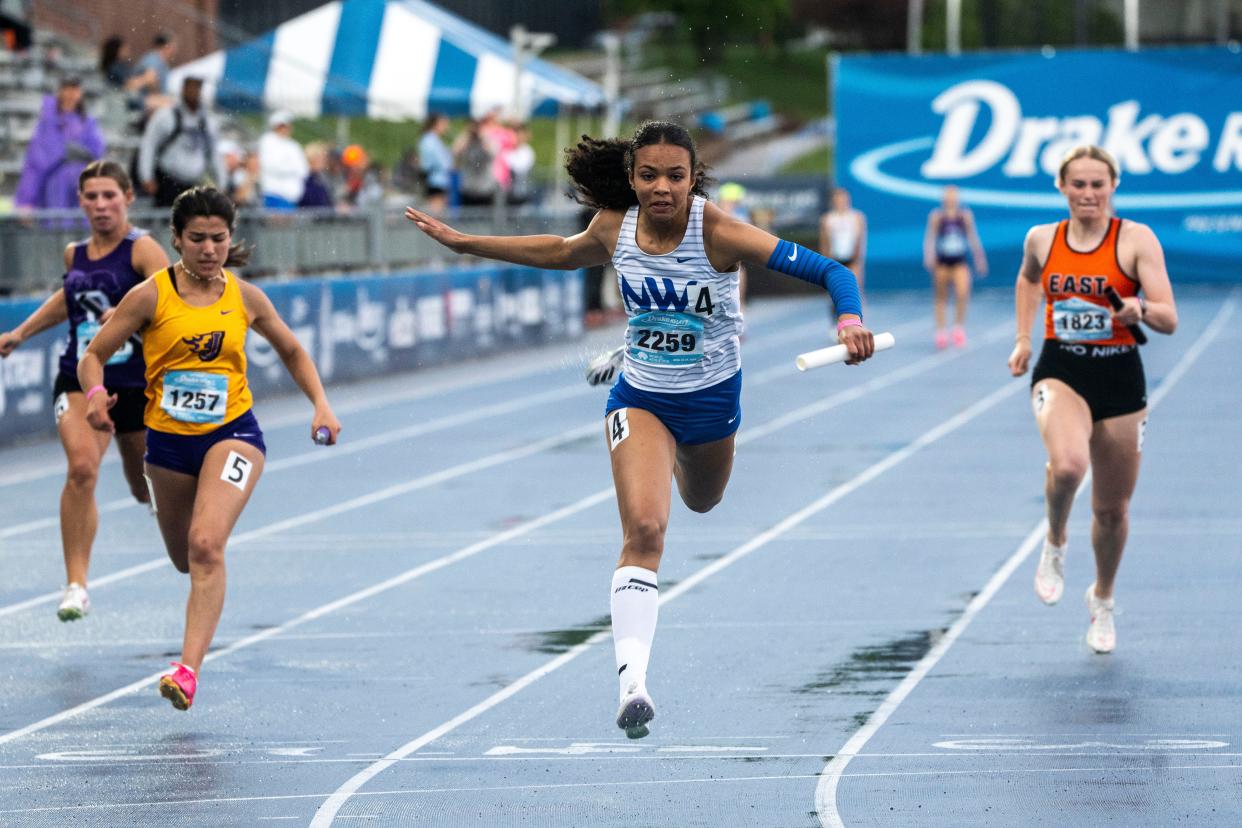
[60,227,149,388]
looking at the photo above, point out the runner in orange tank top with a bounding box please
[1008,145,1178,654]
[78,187,341,711]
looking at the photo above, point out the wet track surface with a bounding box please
[1,288,1238,826]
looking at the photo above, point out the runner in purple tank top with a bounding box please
[0,160,169,621]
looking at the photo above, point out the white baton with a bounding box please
[796,331,896,372]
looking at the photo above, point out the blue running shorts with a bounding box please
[145,409,267,477]
[605,371,742,446]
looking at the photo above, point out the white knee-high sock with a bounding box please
[611,565,658,698]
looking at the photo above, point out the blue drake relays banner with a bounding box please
[834,46,1242,288]
[0,266,583,444]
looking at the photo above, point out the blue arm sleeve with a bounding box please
[766,239,863,319]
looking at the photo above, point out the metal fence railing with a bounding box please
[0,205,586,296]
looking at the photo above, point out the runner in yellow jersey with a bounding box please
[78,186,341,711]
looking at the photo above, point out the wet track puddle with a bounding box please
[797,628,948,698]
[796,627,950,729]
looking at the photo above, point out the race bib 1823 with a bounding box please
[1052,297,1112,342]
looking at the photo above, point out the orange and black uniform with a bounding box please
[142,267,266,475]
[1032,218,1146,421]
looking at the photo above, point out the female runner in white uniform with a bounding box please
[405,121,874,737]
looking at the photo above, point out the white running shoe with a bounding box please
[1034,540,1066,605]
[585,346,624,387]
[616,681,655,739]
[56,583,90,622]
[1085,584,1116,654]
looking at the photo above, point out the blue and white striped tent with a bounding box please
[168,0,605,120]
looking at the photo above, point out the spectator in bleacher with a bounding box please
[217,139,249,206]
[0,0,32,52]
[299,141,335,209]
[452,120,496,207]
[138,77,222,208]
[504,123,535,206]
[391,146,421,194]
[15,76,106,211]
[479,108,516,194]
[258,110,307,210]
[417,113,452,214]
[135,32,176,94]
[99,35,169,114]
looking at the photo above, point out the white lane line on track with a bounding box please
[0,420,597,619]
[6,749,1239,774]
[0,385,587,544]
[0,302,817,489]
[0,308,836,540]
[18,760,1239,817]
[814,291,1238,828]
[0,315,991,748]
[308,377,1026,825]
[0,312,944,617]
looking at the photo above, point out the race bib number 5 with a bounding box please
[161,371,228,424]
[627,311,704,366]
[1052,297,1111,343]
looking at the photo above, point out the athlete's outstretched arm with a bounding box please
[705,204,874,363]
[242,281,341,444]
[405,206,617,270]
[0,289,67,356]
[78,280,157,432]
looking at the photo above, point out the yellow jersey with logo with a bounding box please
[143,267,254,434]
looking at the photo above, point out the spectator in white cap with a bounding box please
[258,110,307,210]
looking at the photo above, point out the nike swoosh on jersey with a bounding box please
[221,310,233,315]
[676,256,693,263]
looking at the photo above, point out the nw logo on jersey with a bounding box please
[620,276,715,315]
[183,331,225,361]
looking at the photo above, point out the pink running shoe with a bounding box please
[934,329,949,350]
[159,662,197,710]
[951,326,967,347]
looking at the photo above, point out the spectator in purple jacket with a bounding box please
[15,77,106,210]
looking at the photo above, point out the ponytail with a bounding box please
[564,121,711,211]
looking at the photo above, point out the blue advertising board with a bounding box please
[835,46,1242,288]
[0,265,583,444]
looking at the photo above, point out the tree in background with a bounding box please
[794,0,1123,52]
[607,0,793,63]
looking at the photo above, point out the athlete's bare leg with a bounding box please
[932,265,951,331]
[951,263,972,326]
[1033,378,1093,547]
[145,463,198,573]
[56,392,111,586]
[674,436,736,514]
[607,408,676,573]
[1087,409,1146,600]
[115,430,150,504]
[177,440,264,673]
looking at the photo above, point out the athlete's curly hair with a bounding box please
[564,121,711,210]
